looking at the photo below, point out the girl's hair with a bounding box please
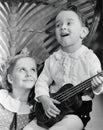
[3,55,30,92]
[2,54,36,105]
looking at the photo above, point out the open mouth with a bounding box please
[61,33,69,37]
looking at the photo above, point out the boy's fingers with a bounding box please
[51,106,60,114]
[47,107,60,118]
[46,107,57,118]
[51,104,60,113]
[48,109,57,117]
[91,79,96,86]
[46,101,60,117]
[91,80,95,87]
[92,77,101,86]
[98,76,103,82]
[45,111,51,118]
[52,98,60,104]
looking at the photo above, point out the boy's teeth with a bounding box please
[61,34,69,37]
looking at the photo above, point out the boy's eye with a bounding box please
[67,22,70,25]
[56,24,60,28]
[19,68,25,72]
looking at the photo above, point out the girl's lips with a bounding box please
[23,79,33,82]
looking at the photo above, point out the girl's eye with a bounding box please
[32,68,36,72]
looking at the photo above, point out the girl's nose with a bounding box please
[26,71,31,77]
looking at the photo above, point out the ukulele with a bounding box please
[35,72,103,128]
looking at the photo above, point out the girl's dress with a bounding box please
[0,89,35,130]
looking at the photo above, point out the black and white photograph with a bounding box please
[0,0,103,130]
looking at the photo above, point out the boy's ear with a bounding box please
[7,74,13,84]
[80,27,89,39]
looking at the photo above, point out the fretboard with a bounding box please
[53,72,103,102]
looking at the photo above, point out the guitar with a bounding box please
[35,72,103,128]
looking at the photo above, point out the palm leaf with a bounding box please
[0,0,101,66]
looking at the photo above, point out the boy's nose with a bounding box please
[61,24,67,31]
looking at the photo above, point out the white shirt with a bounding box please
[35,45,103,100]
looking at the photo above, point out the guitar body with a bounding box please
[35,84,82,128]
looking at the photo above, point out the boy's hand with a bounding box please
[38,95,60,118]
[91,75,103,94]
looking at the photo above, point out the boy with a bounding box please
[24,5,103,130]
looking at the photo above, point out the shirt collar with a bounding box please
[55,45,87,60]
[0,89,32,114]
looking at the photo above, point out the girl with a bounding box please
[0,51,37,130]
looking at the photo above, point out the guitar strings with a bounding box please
[53,76,90,99]
[56,82,91,102]
[54,81,91,102]
[52,72,102,101]
[58,82,91,103]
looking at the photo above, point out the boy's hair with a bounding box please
[61,5,89,29]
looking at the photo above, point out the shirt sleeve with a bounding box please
[88,51,103,95]
[35,57,53,100]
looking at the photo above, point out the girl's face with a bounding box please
[55,10,87,50]
[8,57,37,90]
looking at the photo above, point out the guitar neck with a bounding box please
[53,72,102,102]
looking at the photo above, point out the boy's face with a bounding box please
[55,10,88,48]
